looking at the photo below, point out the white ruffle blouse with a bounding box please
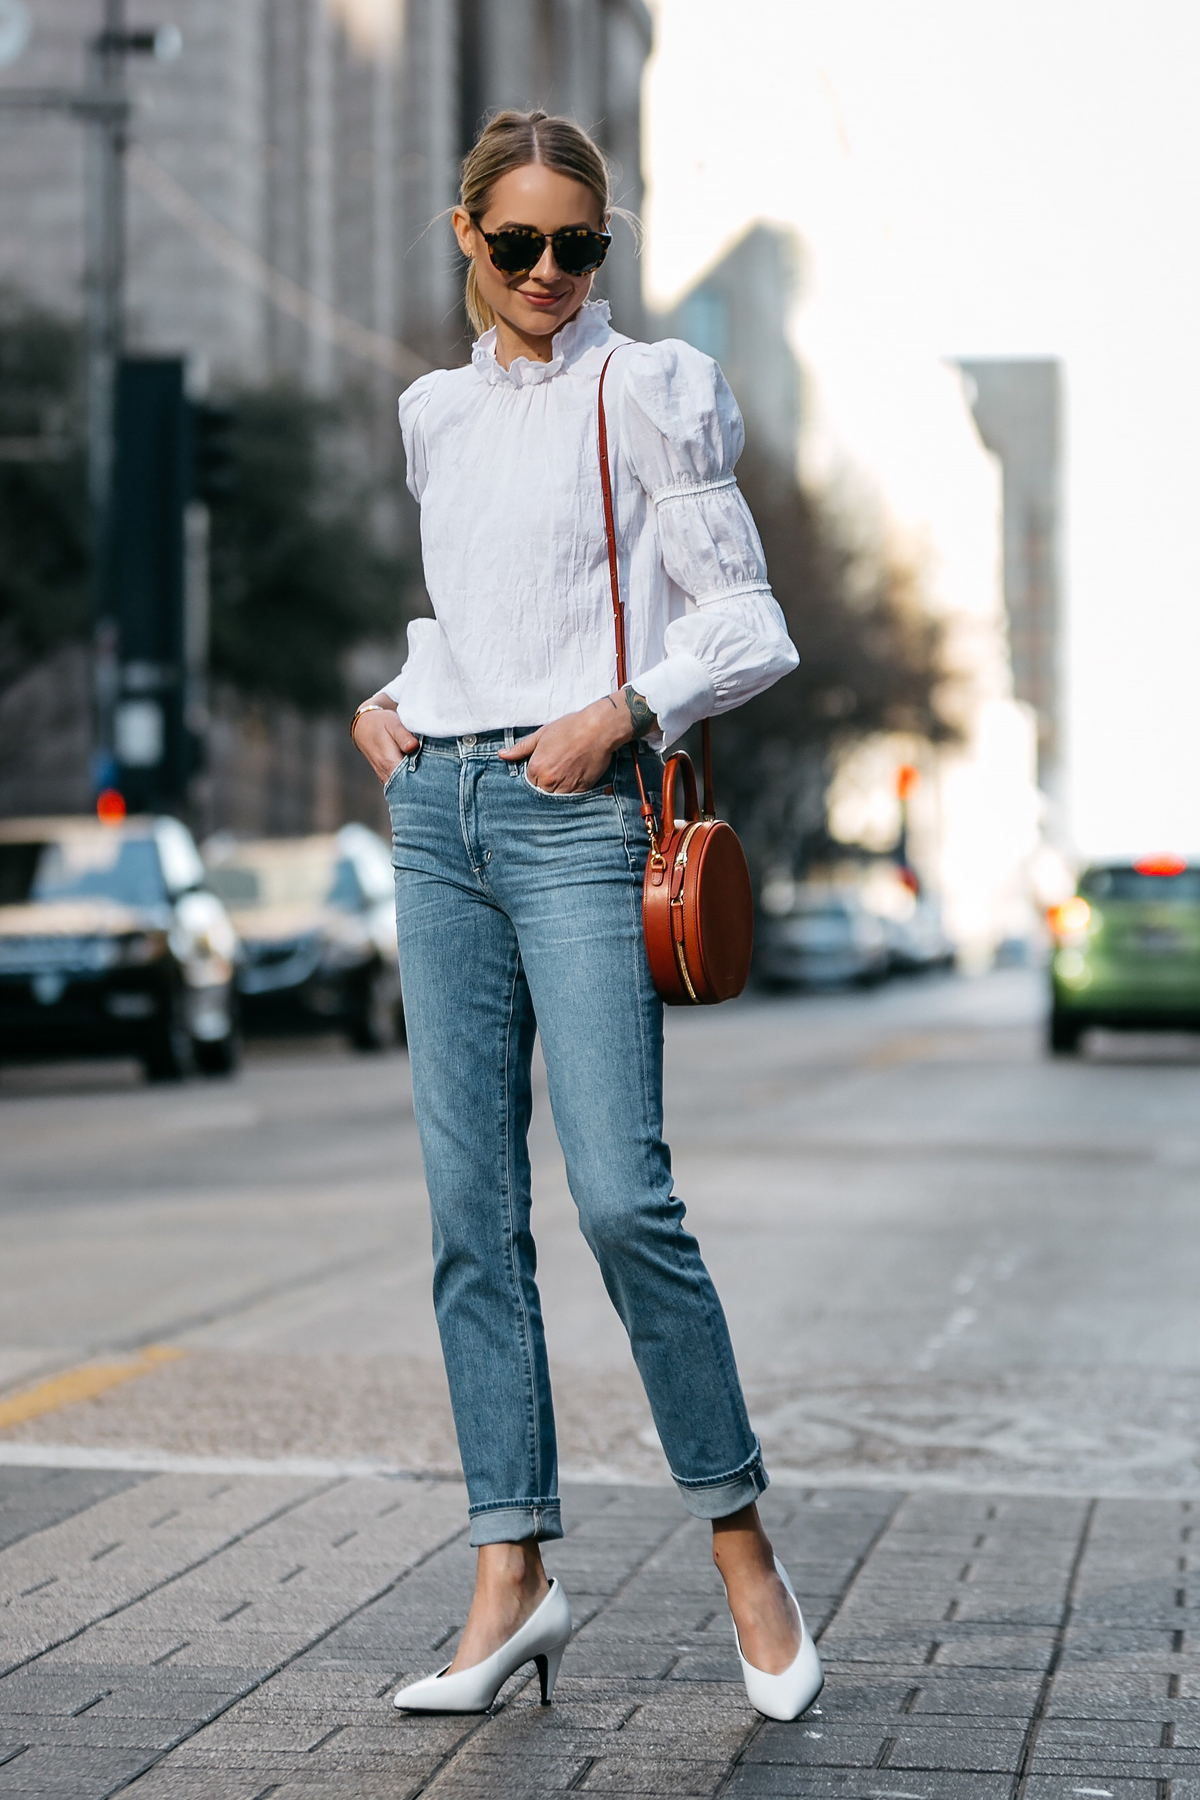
[386,299,797,748]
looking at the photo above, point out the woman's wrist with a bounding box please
[601,693,635,748]
[350,693,399,749]
[622,685,658,741]
[598,688,658,749]
[604,686,657,744]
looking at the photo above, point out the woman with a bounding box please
[352,110,820,1722]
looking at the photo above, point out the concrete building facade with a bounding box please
[0,0,652,388]
[957,358,1063,799]
[0,0,652,828]
[654,223,802,482]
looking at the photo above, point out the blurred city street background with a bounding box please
[5,972,1200,1496]
[3,0,1200,1792]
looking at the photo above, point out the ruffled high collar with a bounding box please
[471,299,614,388]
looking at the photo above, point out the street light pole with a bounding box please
[86,0,127,777]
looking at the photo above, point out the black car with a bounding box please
[0,815,241,1080]
[203,826,403,1050]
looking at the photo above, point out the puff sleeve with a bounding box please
[397,370,445,501]
[617,340,798,746]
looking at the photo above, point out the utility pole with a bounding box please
[87,0,128,782]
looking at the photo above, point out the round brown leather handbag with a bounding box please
[597,348,754,1005]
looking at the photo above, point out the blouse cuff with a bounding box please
[632,653,715,750]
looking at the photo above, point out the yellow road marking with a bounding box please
[0,1347,187,1432]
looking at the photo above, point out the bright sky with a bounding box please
[643,0,1200,857]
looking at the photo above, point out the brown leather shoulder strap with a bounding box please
[597,347,627,690]
[597,345,658,841]
[596,345,715,818]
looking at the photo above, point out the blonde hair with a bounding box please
[459,110,622,336]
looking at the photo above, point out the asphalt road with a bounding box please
[2,967,1200,1499]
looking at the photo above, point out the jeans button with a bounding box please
[462,733,477,748]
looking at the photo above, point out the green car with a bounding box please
[1048,857,1200,1053]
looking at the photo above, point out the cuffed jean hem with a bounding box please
[468,1502,564,1547]
[673,1446,769,1521]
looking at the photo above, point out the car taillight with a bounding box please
[1047,897,1091,941]
[1133,854,1187,877]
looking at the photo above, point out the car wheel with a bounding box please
[1049,1008,1085,1055]
[142,989,195,1082]
[194,1028,242,1077]
[855,964,888,989]
[348,961,401,1052]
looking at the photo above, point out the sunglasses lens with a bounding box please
[553,230,610,275]
[487,229,542,275]
[483,227,612,278]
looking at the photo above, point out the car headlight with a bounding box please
[319,925,372,970]
[117,931,169,967]
[185,928,234,988]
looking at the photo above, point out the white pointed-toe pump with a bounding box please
[732,1557,824,1721]
[393,1578,573,1713]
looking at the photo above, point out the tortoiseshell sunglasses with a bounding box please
[476,223,612,278]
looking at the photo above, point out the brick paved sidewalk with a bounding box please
[0,1466,1195,1798]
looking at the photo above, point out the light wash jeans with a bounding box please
[386,728,767,1546]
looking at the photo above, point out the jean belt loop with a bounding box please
[410,734,423,770]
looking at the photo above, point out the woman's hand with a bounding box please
[351,698,419,784]
[499,695,634,792]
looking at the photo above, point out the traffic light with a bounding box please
[192,400,237,502]
[102,358,217,812]
[104,359,190,811]
[99,364,240,812]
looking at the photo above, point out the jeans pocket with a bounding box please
[521,762,609,800]
[383,756,409,797]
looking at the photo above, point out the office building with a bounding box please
[0,0,652,386]
[0,0,652,823]
[654,223,802,481]
[957,359,1063,796]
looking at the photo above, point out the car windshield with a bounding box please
[206,846,363,912]
[0,835,166,909]
[1080,867,1200,904]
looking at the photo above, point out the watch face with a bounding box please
[0,0,31,69]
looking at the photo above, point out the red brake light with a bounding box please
[96,788,126,825]
[1133,855,1187,877]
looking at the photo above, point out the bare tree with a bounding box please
[0,291,89,700]
[704,453,957,882]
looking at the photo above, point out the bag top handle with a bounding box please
[597,346,715,820]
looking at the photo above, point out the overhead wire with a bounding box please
[126,146,431,383]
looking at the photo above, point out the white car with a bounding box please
[204,825,402,1049]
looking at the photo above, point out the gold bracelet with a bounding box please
[350,701,386,745]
